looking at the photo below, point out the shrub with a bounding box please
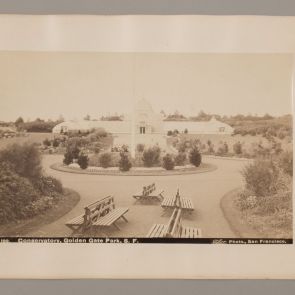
[236,190,258,211]
[174,152,186,166]
[162,154,175,170]
[167,130,173,136]
[93,143,101,154]
[99,152,112,168]
[32,175,63,195]
[88,128,107,142]
[142,146,161,167]
[43,138,51,147]
[189,147,202,167]
[177,141,187,153]
[121,145,129,153]
[233,141,242,155]
[0,163,39,223]
[77,153,89,170]
[119,152,132,172]
[241,159,279,197]
[184,128,188,134]
[208,145,215,154]
[64,140,81,160]
[93,128,107,138]
[216,142,229,156]
[52,138,59,148]
[0,143,42,179]
[63,151,73,165]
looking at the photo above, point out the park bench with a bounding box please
[133,183,164,203]
[161,189,194,213]
[146,208,201,238]
[65,196,129,234]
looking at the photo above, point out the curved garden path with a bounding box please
[29,155,249,238]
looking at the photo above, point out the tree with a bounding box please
[15,116,24,125]
[99,152,112,168]
[118,152,132,172]
[162,154,175,170]
[15,117,24,130]
[77,153,89,169]
[189,147,202,167]
[184,128,188,134]
[0,143,42,179]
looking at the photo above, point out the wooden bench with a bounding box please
[65,196,129,233]
[147,208,201,238]
[133,183,164,203]
[161,189,194,213]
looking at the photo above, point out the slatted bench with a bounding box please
[161,189,194,213]
[147,208,201,238]
[65,196,129,234]
[133,183,164,203]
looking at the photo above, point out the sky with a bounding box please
[0,52,293,121]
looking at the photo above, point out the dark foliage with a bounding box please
[162,154,175,170]
[77,153,89,170]
[118,152,132,172]
[99,152,112,168]
[142,146,161,167]
[174,152,186,166]
[0,143,42,179]
[189,147,202,167]
[241,160,280,197]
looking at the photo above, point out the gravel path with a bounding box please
[29,155,249,238]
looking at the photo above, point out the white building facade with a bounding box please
[52,99,234,155]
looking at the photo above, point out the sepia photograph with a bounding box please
[0,51,293,242]
[0,14,294,280]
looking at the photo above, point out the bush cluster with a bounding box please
[142,146,161,167]
[174,152,186,166]
[0,143,63,224]
[0,143,42,179]
[63,140,89,169]
[99,152,112,168]
[162,154,175,170]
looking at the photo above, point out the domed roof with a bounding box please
[134,98,153,113]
